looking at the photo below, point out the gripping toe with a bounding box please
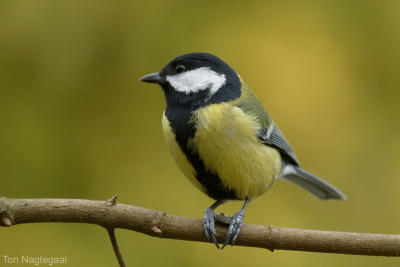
[203,208,219,248]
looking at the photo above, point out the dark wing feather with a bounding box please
[257,124,299,166]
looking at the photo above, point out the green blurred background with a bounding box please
[1,1,400,266]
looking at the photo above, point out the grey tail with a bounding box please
[280,164,346,200]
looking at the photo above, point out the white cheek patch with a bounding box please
[166,67,226,96]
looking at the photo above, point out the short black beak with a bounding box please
[139,72,163,83]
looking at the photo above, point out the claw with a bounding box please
[203,208,219,249]
[221,210,245,249]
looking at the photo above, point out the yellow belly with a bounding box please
[192,103,282,200]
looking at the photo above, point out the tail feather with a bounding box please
[280,165,346,200]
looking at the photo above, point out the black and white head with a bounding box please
[140,53,241,108]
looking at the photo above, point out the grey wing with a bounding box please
[257,123,299,166]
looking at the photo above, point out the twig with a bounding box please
[107,228,126,267]
[104,195,126,267]
[1,197,400,257]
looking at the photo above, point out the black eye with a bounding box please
[175,65,185,74]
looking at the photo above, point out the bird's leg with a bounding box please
[203,199,226,248]
[222,198,249,249]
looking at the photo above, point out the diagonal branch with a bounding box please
[107,228,126,267]
[1,197,400,257]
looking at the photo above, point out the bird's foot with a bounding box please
[203,208,219,249]
[222,209,245,249]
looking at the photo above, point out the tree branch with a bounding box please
[1,197,399,258]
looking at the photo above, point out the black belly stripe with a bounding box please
[181,142,237,200]
[164,107,237,200]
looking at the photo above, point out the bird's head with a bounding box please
[140,53,241,107]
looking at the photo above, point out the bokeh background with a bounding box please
[1,1,400,266]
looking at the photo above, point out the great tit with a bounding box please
[140,52,346,249]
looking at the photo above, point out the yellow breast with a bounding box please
[192,103,282,200]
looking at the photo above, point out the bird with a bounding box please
[139,52,346,249]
